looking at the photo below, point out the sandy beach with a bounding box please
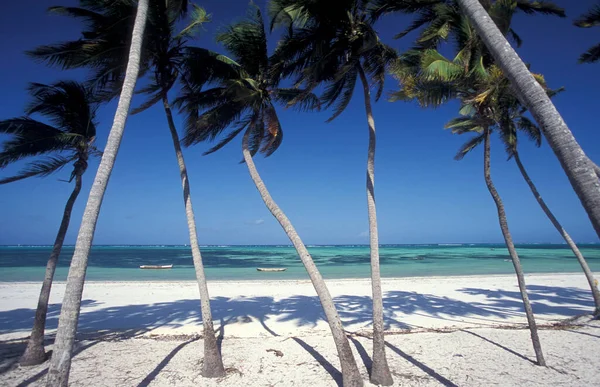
[1,273,599,385]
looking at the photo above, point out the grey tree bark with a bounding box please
[357,65,393,386]
[241,131,363,387]
[590,158,600,179]
[20,174,83,366]
[456,0,600,238]
[483,128,546,366]
[45,1,148,385]
[514,151,600,316]
[162,96,225,377]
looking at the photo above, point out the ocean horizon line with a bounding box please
[2,242,599,248]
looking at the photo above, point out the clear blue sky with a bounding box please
[0,0,599,245]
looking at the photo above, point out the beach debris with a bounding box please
[266,349,284,357]
[257,268,287,272]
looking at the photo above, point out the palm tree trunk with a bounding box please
[590,158,600,179]
[162,95,225,377]
[357,65,392,386]
[45,1,148,385]
[456,0,600,238]
[514,151,600,316]
[20,174,83,366]
[241,131,363,387]
[483,128,546,366]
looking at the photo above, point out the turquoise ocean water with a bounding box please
[0,244,599,282]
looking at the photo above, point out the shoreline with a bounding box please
[0,271,593,284]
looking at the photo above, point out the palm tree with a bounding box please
[0,81,100,366]
[268,1,397,383]
[29,0,225,376]
[445,85,600,317]
[380,0,600,316]
[574,3,600,64]
[391,49,545,364]
[44,0,148,385]
[176,6,363,386]
[454,0,600,239]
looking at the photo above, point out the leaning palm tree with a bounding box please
[268,1,397,383]
[29,0,225,376]
[454,0,600,238]
[392,50,546,365]
[0,81,100,366]
[444,87,600,317]
[176,5,363,386]
[379,0,600,316]
[44,0,148,385]
[574,3,600,64]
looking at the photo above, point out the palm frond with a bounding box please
[578,42,600,64]
[202,116,252,155]
[454,133,485,160]
[508,28,523,47]
[0,155,75,184]
[516,116,542,147]
[181,47,242,88]
[321,65,358,122]
[216,4,268,78]
[515,0,565,18]
[574,5,600,27]
[176,4,210,38]
[272,88,321,111]
[261,104,284,157]
[0,118,78,167]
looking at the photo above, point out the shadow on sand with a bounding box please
[0,285,593,384]
[0,285,592,336]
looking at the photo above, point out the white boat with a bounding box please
[257,267,287,272]
[139,264,173,270]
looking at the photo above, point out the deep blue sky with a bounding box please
[1,0,599,245]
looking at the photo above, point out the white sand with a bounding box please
[1,273,599,386]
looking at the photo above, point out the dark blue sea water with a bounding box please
[1,244,599,282]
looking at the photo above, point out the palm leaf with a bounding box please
[0,155,75,184]
[176,4,210,38]
[574,5,600,28]
[454,133,485,160]
[515,1,565,17]
[578,43,600,64]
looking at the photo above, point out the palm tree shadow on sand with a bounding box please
[0,285,593,384]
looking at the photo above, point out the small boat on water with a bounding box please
[139,264,173,270]
[257,268,287,272]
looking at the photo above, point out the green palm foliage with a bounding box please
[0,81,99,183]
[0,80,99,366]
[28,0,209,102]
[269,0,397,119]
[177,5,319,154]
[371,0,564,54]
[574,4,600,64]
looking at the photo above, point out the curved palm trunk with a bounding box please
[456,0,600,238]
[514,151,600,316]
[590,159,600,179]
[20,174,83,366]
[45,1,148,385]
[357,65,392,386]
[483,128,545,366]
[162,96,225,377]
[241,132,363,387]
